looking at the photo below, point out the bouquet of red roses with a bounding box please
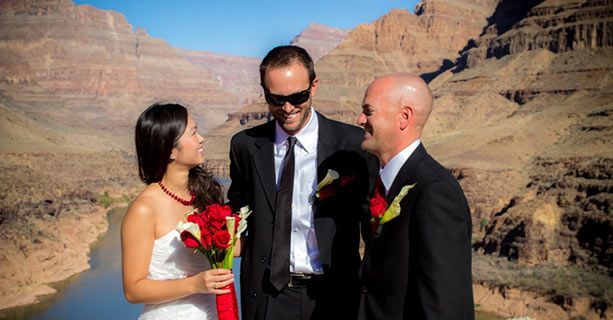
[176,204,252,320]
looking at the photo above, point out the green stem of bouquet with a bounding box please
[221,238,237,270]
[199,248,217,268]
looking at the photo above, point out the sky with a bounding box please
[73,0,419,58]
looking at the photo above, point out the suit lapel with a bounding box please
[253,121,277,212]
[385,144,427,204]
[314,113,337,265]
[371,144,427,239]
[316,112,337,167]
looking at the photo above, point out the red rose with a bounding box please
[208,204,233,221]
[180,230,201,248]
[317,186,337,200]
[369,194,387,220]
[200,229,214,249]
[187,212,206,229]
[339,175,356,187]
[209,218,225,231]
[213,230,231,249]
[196,210,209,224]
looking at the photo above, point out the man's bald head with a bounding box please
[371,73,433,131]
[357,72,433,165]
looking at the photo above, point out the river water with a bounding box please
[3,206,500,319]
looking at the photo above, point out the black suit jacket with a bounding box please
[228,112,373,320]
[360,144,474,319]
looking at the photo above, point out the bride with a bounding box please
[121,103,234,319]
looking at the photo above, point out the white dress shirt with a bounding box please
[274,108,323,274]
[379,139,421,195]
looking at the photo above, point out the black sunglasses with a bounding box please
[264,85,312,107]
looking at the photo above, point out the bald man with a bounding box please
[357,73,474,319]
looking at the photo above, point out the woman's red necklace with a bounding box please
[158,182,195,206]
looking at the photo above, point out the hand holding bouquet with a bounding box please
[176,204,252,320]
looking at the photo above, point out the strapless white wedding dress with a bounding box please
[138,229,218,320]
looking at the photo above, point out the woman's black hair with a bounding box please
[135,103,222,209]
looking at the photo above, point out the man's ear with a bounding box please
[310,77,319,97]
[399,106,414,130]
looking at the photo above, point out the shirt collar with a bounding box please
[379,139,421,194]
[274,107,318,153]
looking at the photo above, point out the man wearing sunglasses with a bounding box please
[228,45,374,320]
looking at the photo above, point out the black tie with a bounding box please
[270,136,297,291]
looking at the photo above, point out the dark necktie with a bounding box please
[374,175,385,199]
[270,136,297,291]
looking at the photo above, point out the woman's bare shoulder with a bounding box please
[124,185,160,222]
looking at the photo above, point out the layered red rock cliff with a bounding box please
[290,23,350,62]
[0,0,239,135]
[180,50,261,105]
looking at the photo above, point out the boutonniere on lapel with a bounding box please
[313,169,357,201]
[369,183,416,234]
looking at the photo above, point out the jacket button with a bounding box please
[259,257,267,263]
[361,286,368,293]
[250,291,258,298]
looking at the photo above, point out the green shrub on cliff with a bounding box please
[99,191,112,208]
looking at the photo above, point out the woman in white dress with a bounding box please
[122,103,234,319]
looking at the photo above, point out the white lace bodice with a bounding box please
[137,229,217,319]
